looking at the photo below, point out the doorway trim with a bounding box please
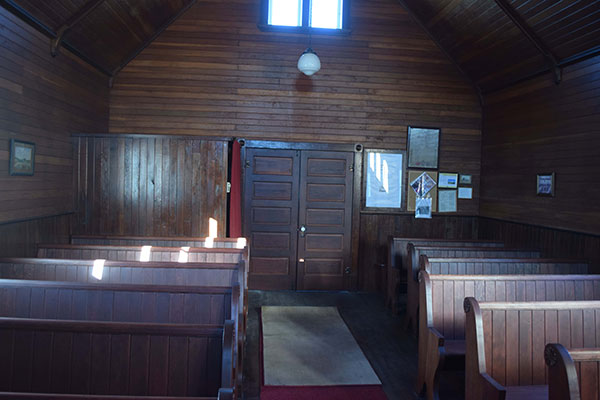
[240,139,362,291]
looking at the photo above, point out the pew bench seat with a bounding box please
[504,386,548,400]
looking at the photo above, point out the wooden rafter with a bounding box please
[51,0,106,56]
[492,0,562,84]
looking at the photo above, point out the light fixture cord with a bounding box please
[308,0,312,48]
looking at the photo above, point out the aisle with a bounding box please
[260,306,386,399]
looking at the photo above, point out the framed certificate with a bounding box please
[407,127,440,169]
[363,149,405,210]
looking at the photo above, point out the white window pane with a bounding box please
[310,0,343,29]
[269,0,302,26]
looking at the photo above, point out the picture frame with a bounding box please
[362,149,406,211]
[9,139,35,176]
[407,126,440,169]
[459,174,472,185]
[438,172,458,188]
[536,172,555,196]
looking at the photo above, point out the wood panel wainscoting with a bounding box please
[73,135,228,237]
[0,214,72,258]
[479,217,600,273]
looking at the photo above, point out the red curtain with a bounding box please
[229,140,242,238]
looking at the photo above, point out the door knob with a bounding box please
[299,225,306,237]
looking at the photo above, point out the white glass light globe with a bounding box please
[297,48,321,76]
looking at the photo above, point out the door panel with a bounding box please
[297,151,354,290]
[244,149,299,290]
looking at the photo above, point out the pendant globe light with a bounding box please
[297,47,321,76]
[297,3,320,76]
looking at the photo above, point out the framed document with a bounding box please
[407,170,438,212]
[363,149,405,210]
[536,173,555,196]
[9,139,35,176]
[438,190,457,212]
[407,127,440,169]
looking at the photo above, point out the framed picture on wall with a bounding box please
[407,126,440,169]
[9,139,35,176]
[363,149,406,211]
[536,172,555,196]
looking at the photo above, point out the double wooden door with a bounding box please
[244,148,354,291]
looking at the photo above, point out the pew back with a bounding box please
[71,235,244,249]
[546,343,600,400]
[464,299,600,400]
[38,244,246,264]
[0,258,241,287]
[0,279,236,325]
[387,237,503,320]
[422,256,589,275]
[0,318,233,397]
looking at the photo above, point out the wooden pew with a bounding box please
[386,237,504,316]
[545,343,600,400]
[0,392,234,399]
[464,298,600,400]
[405,245,540,333]
[0,258,246,396]
[0,317,235,398]
[71,235,245,249]
[0,279,238,325]
[417,272,600,400]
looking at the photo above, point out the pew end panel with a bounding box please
[546,343,600,400]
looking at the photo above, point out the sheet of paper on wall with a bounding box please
[415,197,432,219]
[438,190,457,212]
[458,187,473,199]
[410,172,436,197]
[366,152,403,208]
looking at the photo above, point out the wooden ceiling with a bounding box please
[1,0,599,92]
[1,0,196,77]
[399,0,600,93]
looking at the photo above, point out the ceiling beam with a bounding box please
[110,0,198,86]
[1,0,112,77]
[492,0,562,84]
[395,0,485,107]
[51,0,106,57]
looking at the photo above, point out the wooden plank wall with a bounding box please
[109,0,482,150]
[481,55,600,236]
[359,214,478,291]
[73,135,228,237]
[0,214,72,258]
[0,7,109,224]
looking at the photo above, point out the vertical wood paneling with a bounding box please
[0,7,109,224]
[479,217,600,273]
[0,214,72,257]
[73,135,228,237]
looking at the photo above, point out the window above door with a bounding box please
[258,0,351,33]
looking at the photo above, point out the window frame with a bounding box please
[258,0,352,35]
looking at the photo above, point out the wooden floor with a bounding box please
[243,290,463,400]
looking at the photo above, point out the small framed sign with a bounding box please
[9,139,35,176]
[459,174,472,185]
[439,172,458,188]
[536,173,555,196]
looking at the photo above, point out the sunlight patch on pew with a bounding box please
[236,237,247,249]
[140,245,152,262]
[92,259,105,280]
[178,246,190,263]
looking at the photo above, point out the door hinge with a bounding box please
[245,160,250,168]
[349,165,354,172]
[226,182,231,193]
[344,267,351,274]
